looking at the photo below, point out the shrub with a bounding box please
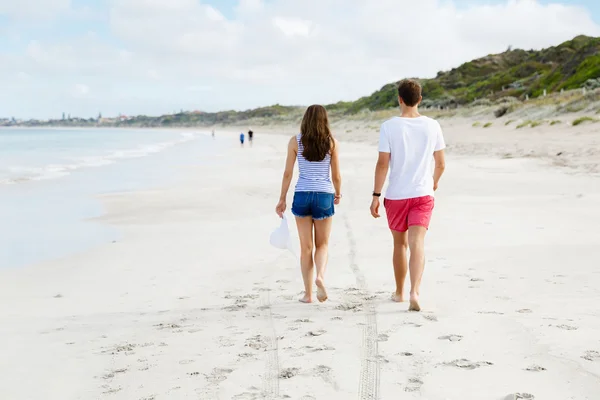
[505,120,515,126]
[494,106,509,118]
[472,122,482,127]
[572,116,597,126]
[484,122,493,128]
[550,120,562,125]
[472,99,493,107]
[530,120,545,128]
[516,120,531,129]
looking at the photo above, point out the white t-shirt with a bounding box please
[378,116,446,200]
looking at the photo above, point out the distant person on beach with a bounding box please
[370,79,446,312]
[212,129,215,139]
[240,132,245,147]
[248,129,254,146]
[276,105,342,304]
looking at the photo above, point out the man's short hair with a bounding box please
[397,79,422,107]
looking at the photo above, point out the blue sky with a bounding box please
[1,0,599,119]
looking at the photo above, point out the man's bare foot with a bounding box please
[408,294,421,312]
[299,294,313,303]
[391,293,405,303]
[315,279,328,303]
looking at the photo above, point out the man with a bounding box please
[240,132,245,147]
[248,128,254,146]
[370,79,446,312]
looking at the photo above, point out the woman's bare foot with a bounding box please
[299,293,313,303]
[391,292,405,303]
[408,294,421,312]
[315,278,328,302]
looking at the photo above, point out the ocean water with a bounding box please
[0,128,221,269]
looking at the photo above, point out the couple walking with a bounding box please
[275,80,446,311]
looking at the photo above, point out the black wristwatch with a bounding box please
[372,192,382,197]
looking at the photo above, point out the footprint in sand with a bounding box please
[443,359,493,370]
[245,335,267,351]
[525,365,546,372]
[517,309,533,314]
[552,324,578,331]
[582,350,600,362]
[279,367,300,379]
[204,368,234,384]
[102,368,128,380]
[307,330,326,337]
[438,334,463,342]
[470,278,484,282]
[405,377,423,392]
[154,322,182,330]
[313,365,339,390]
[295,319,312,323]
[103,343,137,355]
[378,334,389,342]
[223,304,248,312]
[330,316,343,321]
[504,394,535,400]
[399,352,414,357]
[303,344,335,352]
[478,311,505,315]
[336,302,363,312]
[422,314,438,322]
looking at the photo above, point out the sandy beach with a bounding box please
[1,124,600,399]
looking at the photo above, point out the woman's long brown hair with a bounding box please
[300,105,334,162]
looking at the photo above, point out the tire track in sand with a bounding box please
[259,288,280,398]
[343,214,380,399]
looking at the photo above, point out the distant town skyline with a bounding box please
[1,0,600,119]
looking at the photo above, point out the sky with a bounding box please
[1,0,600,119]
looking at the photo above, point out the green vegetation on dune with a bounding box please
[572,116,598,126]
[327,35,600,114]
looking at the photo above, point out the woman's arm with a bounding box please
[275,137,297,217]
[330,139,342,203]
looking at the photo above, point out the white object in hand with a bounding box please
[270,215,291,250]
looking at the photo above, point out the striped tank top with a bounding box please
[295,134,334,193]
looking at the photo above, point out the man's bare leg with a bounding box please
[295,217,315,303]
[407,226,427,311]
[313,217,333,302]
[391,230,409,302]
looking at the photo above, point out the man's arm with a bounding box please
[371,152,390,218]
[433,149,445,191]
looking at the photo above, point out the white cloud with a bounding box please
[272,17,312,37]
[1,0,600,119]
[0,0,71,20]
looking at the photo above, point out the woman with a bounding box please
[276,105,341,303]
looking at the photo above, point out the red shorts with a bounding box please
[384,196,435,232]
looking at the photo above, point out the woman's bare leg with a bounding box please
[313,217,333,302]
[295,216,315,303]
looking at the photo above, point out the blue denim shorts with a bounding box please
[291,192,335,220]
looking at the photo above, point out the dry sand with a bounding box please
[1,120,600,399]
